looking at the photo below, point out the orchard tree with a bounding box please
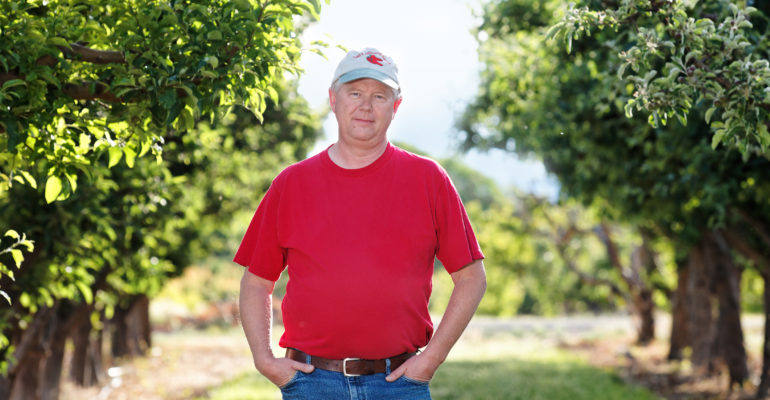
[0,0,324,271]
[0,1,326,399]
[461,0,770,392]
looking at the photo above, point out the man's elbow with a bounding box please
[460,259,487,296]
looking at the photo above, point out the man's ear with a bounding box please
[328,88,336,113]
[393,97,402,116]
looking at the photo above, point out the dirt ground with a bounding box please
[60,329,254,400]
[563,335,761,400]
[559,313,765,400]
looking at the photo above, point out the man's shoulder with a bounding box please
[392,145,444,171]
[391,145,450,180]
[275,151,324,181]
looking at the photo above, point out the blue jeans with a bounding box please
[279,361,432,400]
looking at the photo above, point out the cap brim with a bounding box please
[337,69,399,90]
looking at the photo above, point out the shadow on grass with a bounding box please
[430,358,660,400]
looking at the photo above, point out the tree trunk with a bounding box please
[40,327,66,400]
[9,343,45,400]
[710,232,748,388]
[6,306,57,400]
[111,295,151,359]
[110,304,131,359]
[131,294,152,353]
[668,259,690,360]
[69,315,102,387]
[635,288,656,344]
[686,239,716,369]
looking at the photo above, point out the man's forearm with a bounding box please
[422,259,486,364]
[239,271,277,366]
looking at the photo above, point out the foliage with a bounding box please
[428,151,657,317]
[0,230,33,305]
[462,0,770,388]
[0,0,326,380]
[0,0,323,204]
[460,0,770,240]
[547,0,770,159]
[0,77,322,372]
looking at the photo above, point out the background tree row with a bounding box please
[461,0,770,395]
[0,1,325,399]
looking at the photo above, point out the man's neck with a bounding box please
[328,139,389,169]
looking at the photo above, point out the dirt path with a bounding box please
[61,330,254,400]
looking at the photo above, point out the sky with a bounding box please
[296,0,559,198]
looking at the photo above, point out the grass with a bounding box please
[199,319,660,400]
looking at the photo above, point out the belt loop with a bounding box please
[305,353,311,364]
[385,358,391,375]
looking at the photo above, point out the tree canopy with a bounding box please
[0,1,326,397]
[461,0,770,391]
[548,0,770,159]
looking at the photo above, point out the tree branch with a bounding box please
[723,228,770,276]
[62,82,121,103]
[733,208,770,249]
[63,43,125,64]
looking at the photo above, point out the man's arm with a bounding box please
[239,269,314,386]
[386,259,486,382]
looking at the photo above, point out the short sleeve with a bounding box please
[233,175,288,281]
[434,170,484,273]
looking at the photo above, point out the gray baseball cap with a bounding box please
[331,48,400,91]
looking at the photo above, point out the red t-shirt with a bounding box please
[234,143,484,359]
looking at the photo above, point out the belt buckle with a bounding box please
[342,357,362,377]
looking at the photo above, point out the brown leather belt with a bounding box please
[286,348,416,377]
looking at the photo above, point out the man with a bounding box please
[235,47,486,400]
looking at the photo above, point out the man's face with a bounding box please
[329,78,402,146]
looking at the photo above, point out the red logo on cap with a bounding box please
[366,55,384,66]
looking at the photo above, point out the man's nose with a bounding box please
[359,95,373,110]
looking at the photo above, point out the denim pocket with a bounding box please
[278,371,300,389]
[400,375,431,386]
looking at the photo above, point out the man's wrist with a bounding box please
[418,348,446,368]
[254,351,278,370]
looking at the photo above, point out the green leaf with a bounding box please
[758,123,770,149]
[46,37,72,49]
[159,89,177,110]
[207,30,223,41]
[2,79,26,90]
[5,230,19,240]
[108,146,123,168]
[19,292,30,308]
[124,147,136,168]
[75,281,93,304]
[705,107,716,124]
[65,172,77,193]
[10,249,23,268]
[45,175,63,203]
[545,23,564,40]
[711,129,727,149]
